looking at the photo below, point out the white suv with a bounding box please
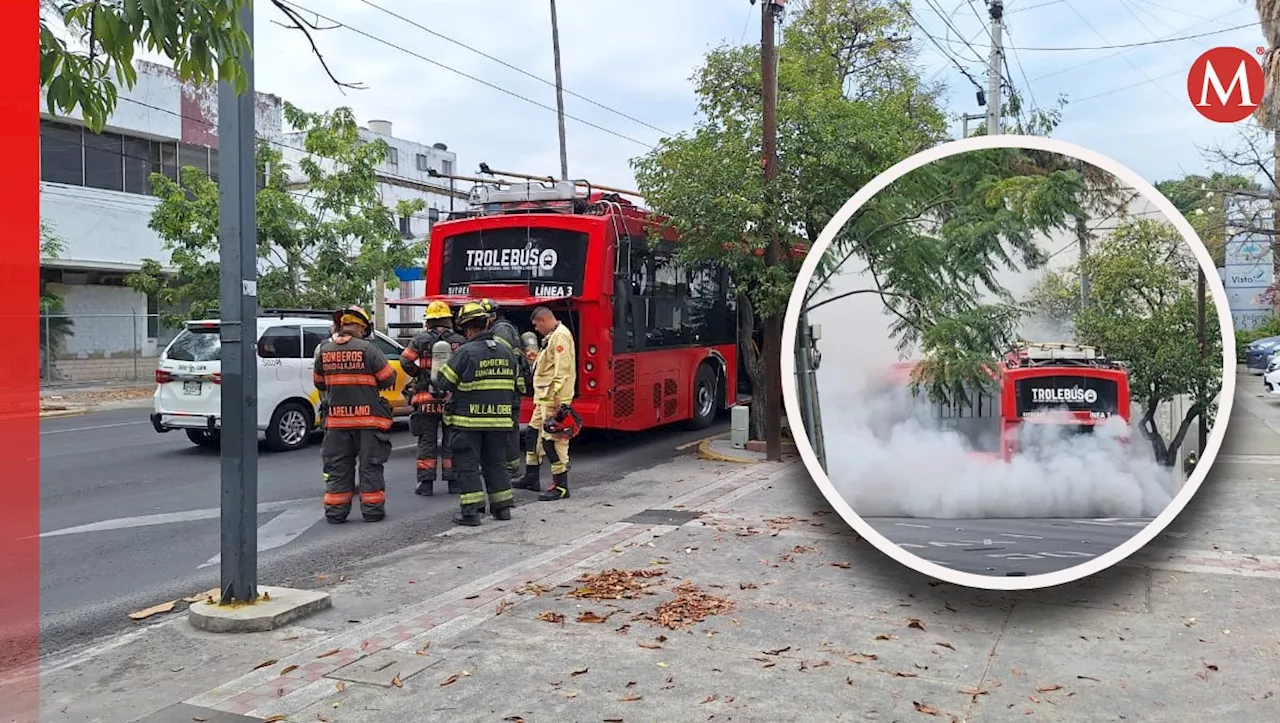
[150,314,413,451]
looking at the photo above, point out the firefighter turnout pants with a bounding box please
[525,400,570,475]
[504,396,522,477]
[411,411,453,488]
[322,429,393,522]
[452,429,515,516]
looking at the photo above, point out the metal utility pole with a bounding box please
[1196,268,1207,456]
[985,1,1004,135]
[549,0,569,180]
[795,315,827,471]
[218,2,259,604]
[960,112,984,138]
[761,0,784,461]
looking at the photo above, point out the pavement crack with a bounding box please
[965,602,1014,719]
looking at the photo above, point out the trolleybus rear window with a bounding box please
[440,228,589,297]
[1013,376,1120,418]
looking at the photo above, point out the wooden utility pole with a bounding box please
[549,0,569,180]
[761,0,784,462]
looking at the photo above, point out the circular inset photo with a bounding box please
[780,134,1236,591]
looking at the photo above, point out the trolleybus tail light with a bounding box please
[155,369,173,384]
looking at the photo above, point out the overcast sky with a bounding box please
[130,0,1265,194]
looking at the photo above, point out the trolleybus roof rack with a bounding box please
[1006,340,1125,369]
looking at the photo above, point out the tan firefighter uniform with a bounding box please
[525,321,576,478]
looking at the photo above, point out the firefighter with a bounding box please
[432,300,525,526]
[514,306,576,501]
[313,305,397,523]
[400,301,466,497]
[481,300,532,481]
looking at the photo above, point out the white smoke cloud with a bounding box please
[808,262,1179,520]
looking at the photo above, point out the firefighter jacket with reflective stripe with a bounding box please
[435,331,524,430]
[533,322,576,403]
[401,326,465,407]
[490,317,532,396]
[313,334,396,431]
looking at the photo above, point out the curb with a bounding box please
[696,434,759,464]
[40,408,88,419]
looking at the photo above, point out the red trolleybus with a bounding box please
[879,341,1131,461]
[393,179,740,432]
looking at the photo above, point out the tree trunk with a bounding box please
[737,293,767,441]
[1137,395,1173,467]
[1166,402,1204,468]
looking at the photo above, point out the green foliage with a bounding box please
[1235,316,1280,357]
[814,148,1093,404]
[1154,172,1262,266]
[1025,218,1224,465]
[40,1,252,133]
[39,219,74,379]
[127,102,425,326]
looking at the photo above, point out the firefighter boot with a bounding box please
[538,471,570,501]
[414,479,434,496]
[452,510,482,527]
[513,464,540,491]
[492,505,513,521]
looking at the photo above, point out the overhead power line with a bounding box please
[353,0,672,138]
[903,7,986,93]
[1002,20,1259,51]
[279,0,653,149]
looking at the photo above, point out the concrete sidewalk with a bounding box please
[23,388,1280,722]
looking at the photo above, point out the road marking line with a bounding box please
[199,504,321,569]
[34,498,312,539]
[40,420,149,435]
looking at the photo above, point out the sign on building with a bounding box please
[1223,195,1276,330]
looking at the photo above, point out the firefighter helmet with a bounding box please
[334,304,374,338]
[477,298,500,316]
[424,300,452,323]
[455,300,494,329]
[543,404,583,440]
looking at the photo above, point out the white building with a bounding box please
[39,60,464,381]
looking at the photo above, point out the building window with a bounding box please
[153,140,178,182]
[123,137,151,194]
[415,153,430,172]
[399,215,413,239]
[83,131,124,191]
[440,158,454,175]
[40,120,83,185]
[386,147,399,166]
[178,143,211,177]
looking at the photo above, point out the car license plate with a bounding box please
[183,380,202,395]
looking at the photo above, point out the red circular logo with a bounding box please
[1188,47,1265,123]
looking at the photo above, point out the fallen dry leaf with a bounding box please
[517,582,548,596]
[618,693,643,702]
[1204,663,1220,672]
[701,695,720,704]
[1036,684,1064,693]
[846,653,878,664]
[251,659,278,671]
[893,671,919,678]
[280,665,298,676]
[812,660,831,668]
[907,618,926,630]
[936,642,956,651]
[571,668,589,677]
[640,582,735,630]
[441,674,460,687]
[638,641,663,649]
[913,702,941,715]
[335,681,346,692]
[875,634,899,641]
[830,561,851,569]
[763,646,791,656]
[539,611,566,625]
[391,674,404,688]
[263,716,287,723]
[577,610,620,624]
[739,582,759,590]
[128,600,178,620]
[464,594,480,600]
[564,691,579,698]
[615,624,631,634]
[568,568,666,601]
[495,600,514,615]
[416,642,431,656]
[1077,675,1100,682]
[791,545,817,554]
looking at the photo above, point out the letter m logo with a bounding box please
[1188,47,1266,123]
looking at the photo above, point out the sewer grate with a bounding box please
[327,649,440,687]
[623,508,705,526]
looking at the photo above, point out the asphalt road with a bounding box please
[862,517,1153,577]
[36,407,727,659]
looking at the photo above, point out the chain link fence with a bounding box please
[39,312,180,385]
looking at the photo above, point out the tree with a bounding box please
[126,103,425,324]
[39,220,74,381]
[808,147,1098,405]
[632,0,950,454]
[40,0,360,134]
[1155,171,1267,267]
[1025,218,1223,466]
[1257,0,1280,129]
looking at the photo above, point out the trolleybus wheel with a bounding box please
[688,363,719,430]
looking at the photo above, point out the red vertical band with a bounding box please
[0,2,41,719]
